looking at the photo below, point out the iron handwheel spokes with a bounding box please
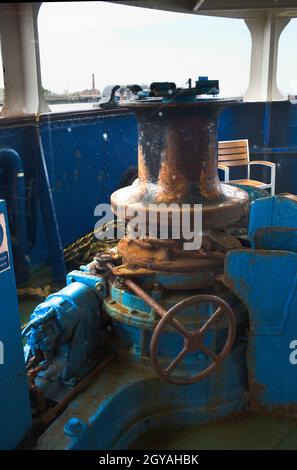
[150,294,237,385]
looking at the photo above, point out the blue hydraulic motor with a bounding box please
[23,281,102,382]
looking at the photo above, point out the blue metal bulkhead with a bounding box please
[255,227,297,253]
[221,194,297,413]
[225,249,297,413]
[248,195,297,247]
[0,200,31,449]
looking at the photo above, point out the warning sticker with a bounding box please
[0,213,10,273]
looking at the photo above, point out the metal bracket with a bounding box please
[98,85,120,108]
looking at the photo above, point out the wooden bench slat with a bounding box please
[218,139,249,168]
[231,179,266,187]
[218,147,247,156]
[219,154,248,162]
[218,159,249,167]
[218,140,248,149]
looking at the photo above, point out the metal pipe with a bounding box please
[0,147,29,283]
[125,278,167,318]
[107,262,166,316]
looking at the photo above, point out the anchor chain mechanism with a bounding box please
[106,262,236,385]
[99,82,246,385]
[22,80,246,403]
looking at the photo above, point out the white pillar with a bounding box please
[244,12,290,102]
[0,2,50,117]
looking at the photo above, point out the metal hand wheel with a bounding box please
[150,294,236,385]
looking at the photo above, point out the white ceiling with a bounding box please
[109,0,297,18]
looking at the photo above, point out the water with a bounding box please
[0,103,97,114]
[49,103,96,113]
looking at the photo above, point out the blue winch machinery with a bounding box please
[2,80,297,450]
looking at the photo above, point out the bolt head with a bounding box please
[64,417,87,438]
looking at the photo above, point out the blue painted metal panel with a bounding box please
[255,227,297,252]
[0,113,137,272]
[68,370,247,450]
[36,358,247,450]
[35,125,66,282]
[39,113,137,249]
[225,249,297,411]
[248,195,297,247]
[0,199,31,449]
[219,102,266,146]
[29,113,138,268]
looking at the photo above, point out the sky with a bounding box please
[37,1,251,96]
[0,1,296,97]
